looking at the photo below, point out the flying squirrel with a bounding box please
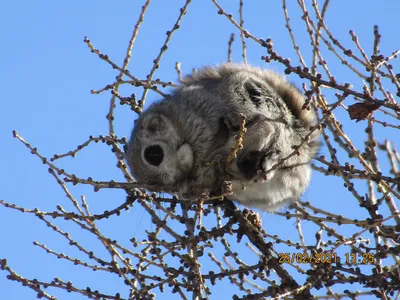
[126,64,319,211]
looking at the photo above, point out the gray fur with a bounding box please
[126,64,319,211]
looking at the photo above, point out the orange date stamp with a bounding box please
[278,252,375,264]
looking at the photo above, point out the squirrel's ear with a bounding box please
[243,79,265,104]
[135,113,169,140]
[138,113,165,132]
[147,114,164,132]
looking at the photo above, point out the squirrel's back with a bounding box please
[180,64,315,128]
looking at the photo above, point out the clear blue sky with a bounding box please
[1,1,400,299]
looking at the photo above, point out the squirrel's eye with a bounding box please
[144,145,164,166]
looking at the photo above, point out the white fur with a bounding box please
[227,167,311,211]
[177,144,194,173]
